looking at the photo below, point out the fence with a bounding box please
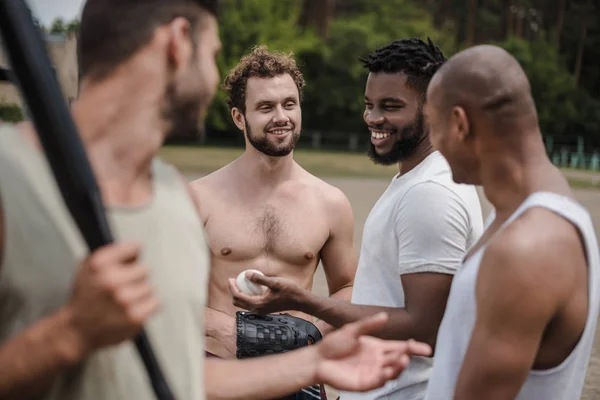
[190,129,600,171]
[546,136,600,171]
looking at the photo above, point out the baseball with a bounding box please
[235,269,267,296]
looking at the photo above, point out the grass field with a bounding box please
[161,145,600,189]
[160,145,399,179]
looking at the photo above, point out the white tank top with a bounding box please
[425,192,600,400]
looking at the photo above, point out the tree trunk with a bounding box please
[504,0,513,38]
[555,0,567,50]
[574,12,589,87]
[466,0,479,46]
[299,0,336,38]
[433,0,451,28]
[515,7,525,38]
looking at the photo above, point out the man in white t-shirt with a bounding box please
[228,38,484,400]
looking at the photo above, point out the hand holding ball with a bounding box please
[236,269,267,296]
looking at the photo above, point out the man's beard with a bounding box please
[367,111,425,166]
[162,81,202,140]
[245,119,300,157]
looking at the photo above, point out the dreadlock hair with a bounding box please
[360,37,446,99]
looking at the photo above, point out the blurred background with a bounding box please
[0,1,599,398]
[1,0,599,172]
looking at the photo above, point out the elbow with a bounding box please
[407,331,438,352]
[423,331,439,354]
[409,320,441,352]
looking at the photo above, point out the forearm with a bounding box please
[316,286,353,335]
[205,346,317,400]
[0,307,84,399]
[300,291,418,341]
[205,307,234,340]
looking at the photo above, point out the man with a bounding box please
[230,38,484,400]
[189,46,357,359]
[0,1,432,399]
[422,45,600,399]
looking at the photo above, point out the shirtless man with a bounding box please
[189,46,357,360]
[423,45,600,399]
[229,38,484,400]
[0,1,431,399]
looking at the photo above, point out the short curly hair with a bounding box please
[223,46,305,113]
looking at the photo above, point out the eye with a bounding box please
[284,101,296,109]
[384,105,403,111]
[364,103,373,110]
[259,105,272,112]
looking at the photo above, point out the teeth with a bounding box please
[270,129,290,135]
[371,131,392,139]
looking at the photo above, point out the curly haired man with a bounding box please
[189,46,358,399]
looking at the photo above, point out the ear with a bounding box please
[165,17,193,74]
[231,108,246,132]
[451,106,471,142]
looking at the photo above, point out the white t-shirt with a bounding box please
[340,151,483,400]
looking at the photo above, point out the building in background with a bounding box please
[0,32,79,109]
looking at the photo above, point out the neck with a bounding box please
[397,137,435,176]
[72,73,168,205]
[481,137,559,219]
[238,145,297,185]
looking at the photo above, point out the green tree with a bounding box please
[496,36,577,136]
[49,17,66,34]
[300,0,454,133]
[0,101,25,123]
[66,19,80,34]
[205,0,321,134]
[48,17,79,34]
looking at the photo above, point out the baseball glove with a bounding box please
[235,311,323,359]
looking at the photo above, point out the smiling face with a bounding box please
[363,72,426,165]
[233,74,302,157]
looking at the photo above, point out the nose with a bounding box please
[364,107,384,126]
[273,105,290,125]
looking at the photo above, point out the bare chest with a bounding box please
[204,198,330,266]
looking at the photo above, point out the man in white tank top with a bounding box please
[0,1,433,399]
[423,45,600,399]
[229,38,484,400]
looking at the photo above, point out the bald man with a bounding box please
[422,44,600,400]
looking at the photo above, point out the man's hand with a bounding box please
[228,272,306,314]
[204,312,432,400]
[314,312,432,392]
[0,241,160,399]
[66,241,160,355]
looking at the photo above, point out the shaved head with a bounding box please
[428,45,539,134]
[425,45,543,185]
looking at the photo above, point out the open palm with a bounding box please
[315,313,431,392]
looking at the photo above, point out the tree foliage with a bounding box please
[0,101,25,123]
[40,0,599,148]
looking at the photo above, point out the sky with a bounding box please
[28,0,85,27]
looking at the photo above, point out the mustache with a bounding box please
[367,125,396,131]
[264,124,295,132]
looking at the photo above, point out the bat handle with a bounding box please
[134,331,176,400]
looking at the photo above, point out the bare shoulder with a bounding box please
[187,164,235,223]
[298,169,352,216]
[188,164,232,199]
[481,207,584,304]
